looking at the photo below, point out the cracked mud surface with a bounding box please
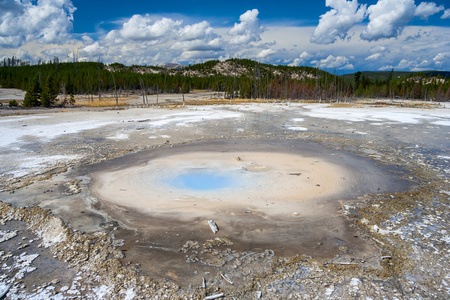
[0,97,449,299]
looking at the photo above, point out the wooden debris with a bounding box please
[203,293,224,300]
[288,172,302,176]
[208,220,219,234]
[202,277,206,289]
[220,273,234,285]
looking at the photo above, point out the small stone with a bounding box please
[17,244,29,250]
[59,285,69,293]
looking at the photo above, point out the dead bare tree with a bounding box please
[109,69,118,108]
[156,85,159,107]
[138,76,148,107]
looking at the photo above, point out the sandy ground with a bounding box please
[0,88,25,103]
[0,89,449,298]
[0,88,219,108]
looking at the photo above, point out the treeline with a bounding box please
[351,70,450,101]
[0,58,449,107]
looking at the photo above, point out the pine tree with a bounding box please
[23,79,41,107]
[66,76,75,104]
[41,76,58,107]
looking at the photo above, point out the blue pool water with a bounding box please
[169,169,234,191]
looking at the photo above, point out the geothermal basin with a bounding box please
[84,139,408,285]
[92,151,348,220]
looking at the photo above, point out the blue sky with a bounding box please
[1,0,449,73]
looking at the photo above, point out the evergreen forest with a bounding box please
[1,57,449,107]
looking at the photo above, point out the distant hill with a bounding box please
[159,63,185,70]
[1,58,449,102]
[343,70,450,83]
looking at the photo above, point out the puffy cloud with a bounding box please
[179,50,223,62]
[257,49,276,58]
[228,9,263,45]
[379,65,395,71]
[369,45,388,53]
[14,48,32,61]
[396,58,416,69]
[365,44,389,62]
[79,42,105,59]
[104,30,126,45]
[442,9,450,19]
[361,0,416,41]
[365,53,382,61]
[311,0,447,43]
[415,2,444,19]
[41,47,71,59]
[380,57,427,71]
[311,55,354,69]
[299,51,313,60]
[80,14,227,65]
[0,0,24,18]
[0,0,76,47]
[311,0,366,44]
[386,57,439,71]
[411,59,434,71]
[289,51,313,66]
[433,52,450,66]
[81,35,94,45]
[120,15,181,41]
[172,38,224,52]
[178,21,215,41]
[173,21,224,61]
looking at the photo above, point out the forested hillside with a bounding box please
[1,58,449,106]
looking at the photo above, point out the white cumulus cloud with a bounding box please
[311,0,367,44]
[257,49,275,58]
[415,2,444,19]
[396,58,416,69]
[41,47,71,59]
[174,21,224,60]
[289,51,313,66]
[361,0,416,41]
[178,21,215,41]
[228,9,264,45]
[442,9,450,19]
[365,53,382,61]
[311,55,354,70]
[0,0,76,47]
[433,52,450,66]
[120,15,181,41]
[172,38,224,52]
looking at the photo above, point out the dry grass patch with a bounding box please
[76,97,129,107]
[329,102,364,108]
[355,99,441,109]
[185,98,317,106]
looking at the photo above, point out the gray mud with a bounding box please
[0,100,448,299]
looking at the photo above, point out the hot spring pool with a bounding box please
[168,169,243,191]
[92,151,351,221]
